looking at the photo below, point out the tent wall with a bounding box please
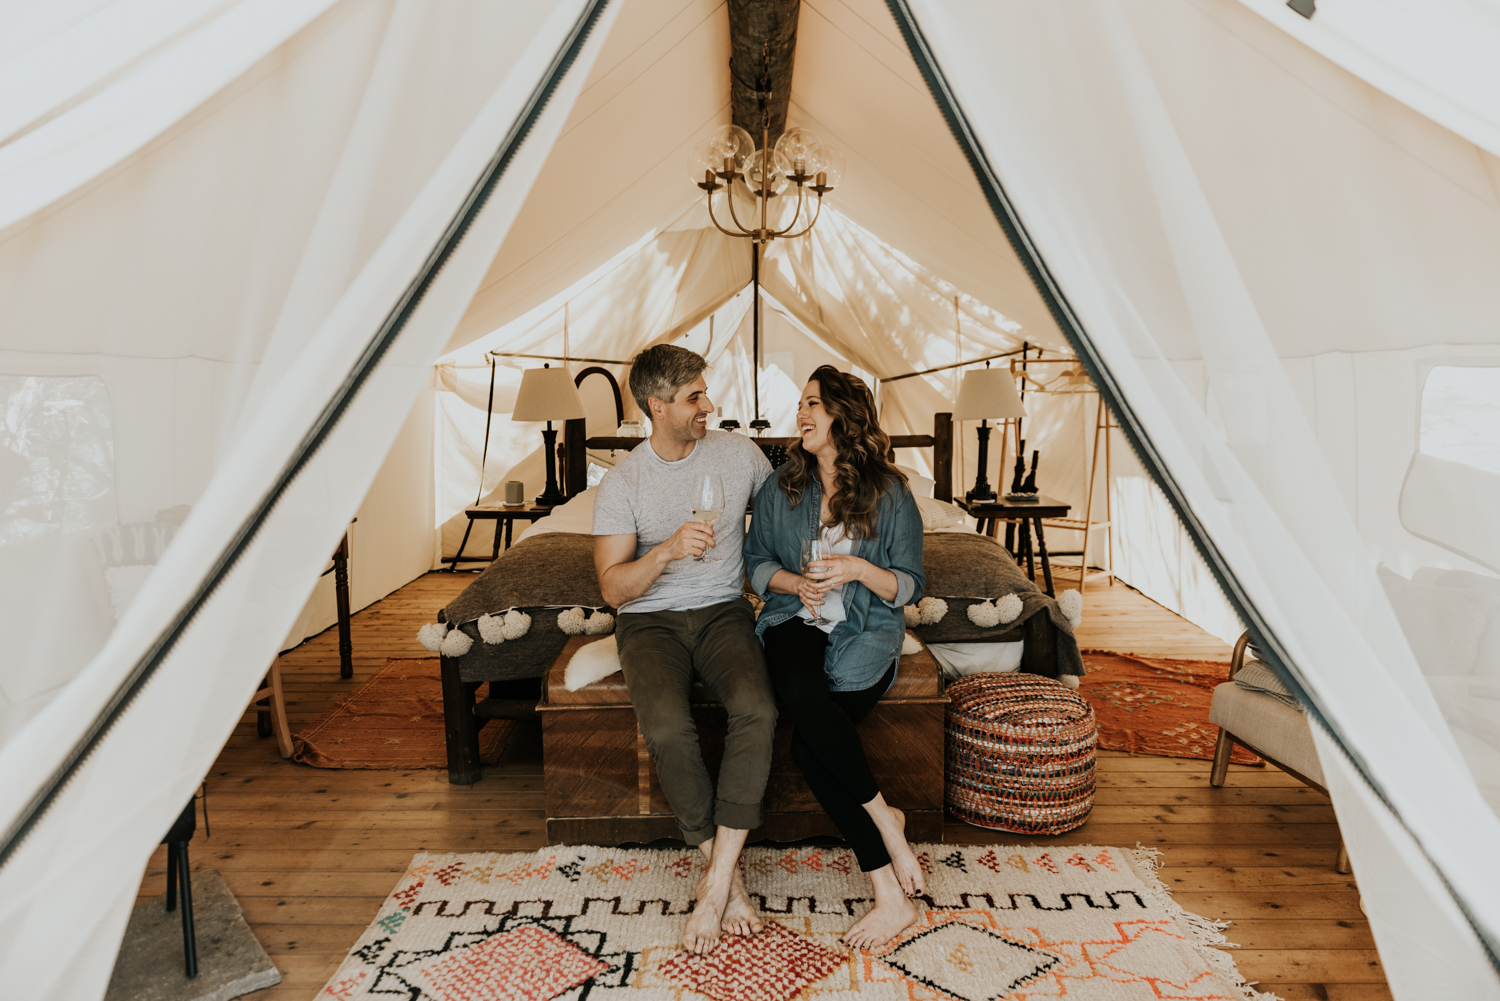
[0,3,619,997]
[901,0,1500,993]
[282,383,438,648]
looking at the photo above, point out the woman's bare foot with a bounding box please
[864,795,925,896]
[842,866,918,950]
[684,873,730,954]
[720,870,764,937]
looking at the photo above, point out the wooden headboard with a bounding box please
[563,413,954,502]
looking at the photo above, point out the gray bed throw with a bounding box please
[916,533,1084,677]
[440,533,607,682]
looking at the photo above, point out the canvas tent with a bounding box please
[1,0,1499,997]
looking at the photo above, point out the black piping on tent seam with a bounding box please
[883,0,1500,974]
[0,0,613,871]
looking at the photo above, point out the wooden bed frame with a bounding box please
[563,412,954,501]
[539,636,948,846]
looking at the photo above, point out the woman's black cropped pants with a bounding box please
[761,617,897,872]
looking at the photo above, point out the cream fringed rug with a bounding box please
[317,844,1271,1001]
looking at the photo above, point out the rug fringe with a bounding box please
[1125,845,1281,1001]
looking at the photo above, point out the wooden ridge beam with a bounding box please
[728,0,801,148]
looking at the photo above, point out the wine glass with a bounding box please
[690,471,725,562]
[800,537,832,625]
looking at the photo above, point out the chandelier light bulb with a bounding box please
[708,124,756,172]
[743,148,791,196]
[686,139,723,185]
[775,127,822,178]
[809,143,846,189]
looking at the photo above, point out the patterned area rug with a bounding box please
[292,658,514,769]
[1079,651,1261,765]
[316,844,1270,1000]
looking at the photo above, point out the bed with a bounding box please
[431,412,1084,786]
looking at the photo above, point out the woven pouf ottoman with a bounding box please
[945,673,1097,835]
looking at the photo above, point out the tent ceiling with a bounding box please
[447,0,1068,360]
[448,0,728,351]
[784,0,1062,343]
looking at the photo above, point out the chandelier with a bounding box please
[687,123,845,244]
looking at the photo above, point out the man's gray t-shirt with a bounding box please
[593,431,773,614]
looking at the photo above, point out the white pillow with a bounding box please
[894,464,936,499]
[516,487,598,543]
[926,640,1024,680]
[914,494,969,533]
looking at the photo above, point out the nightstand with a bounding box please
[443,504,557,570]
[957,495,1071,596]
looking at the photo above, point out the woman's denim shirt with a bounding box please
[744,467,925,692]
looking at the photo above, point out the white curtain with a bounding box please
[909,0,1500,993]
[0,2,619,997]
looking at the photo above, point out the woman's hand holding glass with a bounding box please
[799,538,833,624]
[802,552,864,591]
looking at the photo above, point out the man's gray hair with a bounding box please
[628,344,708,414]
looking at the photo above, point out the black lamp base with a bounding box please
[535,424,567,507]
[965,421,997,504]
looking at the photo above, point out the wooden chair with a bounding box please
[1209,632,1350,873]
[253,656,293,759]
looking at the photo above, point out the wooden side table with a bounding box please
[444,505,556,570]
[958,495,1071,596]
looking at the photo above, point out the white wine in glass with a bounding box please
[690,471,725,562]
[800,537,832,625]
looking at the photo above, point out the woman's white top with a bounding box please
[797,524,855,633]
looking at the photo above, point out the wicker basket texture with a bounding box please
[945,673,1097,835]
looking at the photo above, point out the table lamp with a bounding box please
[955,362,1026,503]
[512,364,587,506]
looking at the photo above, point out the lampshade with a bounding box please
[511,366,587,422]
[955,367,1026,420]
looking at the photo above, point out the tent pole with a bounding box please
[753,242,761,421]
[476,357,496,506]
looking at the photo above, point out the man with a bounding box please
[593,344,775,955]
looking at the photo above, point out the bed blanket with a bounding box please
[440,533,607,682]
[915,533,1084,677]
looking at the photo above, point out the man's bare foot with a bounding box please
[684,874,731,954]
[867,798,925,896]
[842,895,917,950]
[720,873,763,937]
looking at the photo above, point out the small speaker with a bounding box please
[504,480,524,506]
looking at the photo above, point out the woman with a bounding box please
[744,366,927,949]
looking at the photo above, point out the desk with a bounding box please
[444,505,556,570]
[958,495,1071,596]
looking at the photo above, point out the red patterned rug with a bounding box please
[317,845,1270,1000]
[1078,651,1262,765]
[292,658,514,769]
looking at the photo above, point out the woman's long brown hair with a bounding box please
[780,366,907,540]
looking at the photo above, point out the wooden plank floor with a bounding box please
[136,571,1389,1000]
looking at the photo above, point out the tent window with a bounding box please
[0,375,116,544]
[1420,366,1500,475]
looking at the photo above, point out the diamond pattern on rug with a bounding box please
[405,925,606,1001]
[317,845,1274,1000]
[877,918,1063,1001]
[654,920,848,1001]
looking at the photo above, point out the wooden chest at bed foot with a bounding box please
[538,636,950,847]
